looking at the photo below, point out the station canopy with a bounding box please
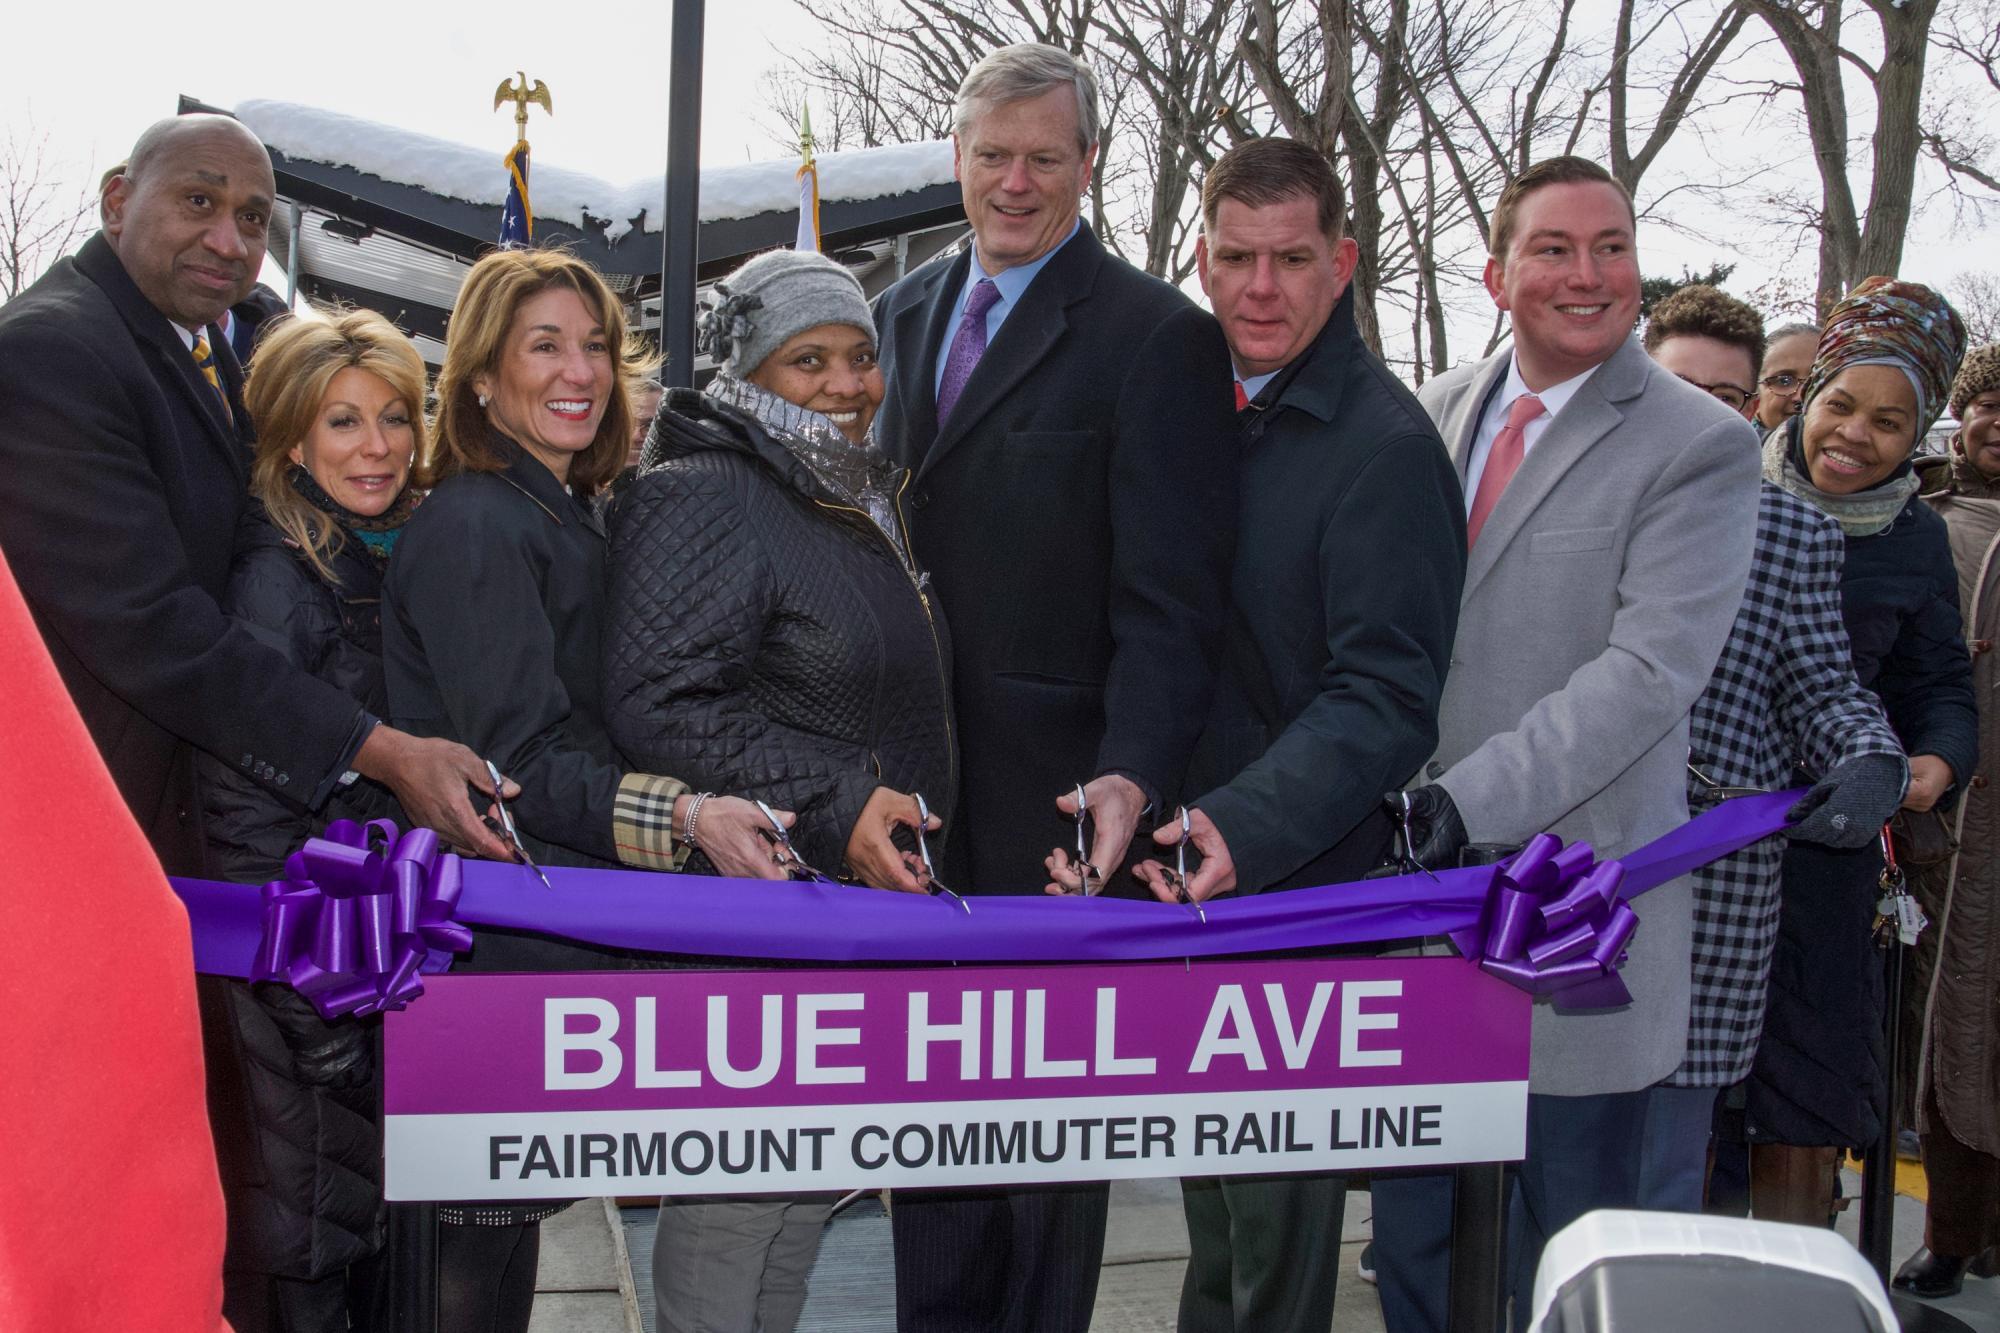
[181,96,969,369]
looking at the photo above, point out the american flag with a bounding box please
[796,104,820,252]
[500,140,533,248]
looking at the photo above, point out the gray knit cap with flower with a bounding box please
[697,249,876,378]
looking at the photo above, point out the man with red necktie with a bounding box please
[1133,136,1465,1332]
[1370,155,1761,1332]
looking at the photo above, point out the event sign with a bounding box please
[383,956,1529,1199]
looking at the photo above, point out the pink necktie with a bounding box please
[1466,392,1544,549]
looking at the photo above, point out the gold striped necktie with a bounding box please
[191,334,232,422]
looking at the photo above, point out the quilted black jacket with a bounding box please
[201,502,400,877]
[198,501,393,1283]
[604,391,956,875]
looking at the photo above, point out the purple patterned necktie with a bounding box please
[936,278,1002,426]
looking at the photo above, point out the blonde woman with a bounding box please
[197,308,425,1333]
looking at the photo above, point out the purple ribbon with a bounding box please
[172,791,1802,1017]
[248,819,473,1017]
[1447,835,1640,1010]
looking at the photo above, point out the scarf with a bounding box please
[287,465,418,564]
[704,374,902,542]
[1763,417,1916,538]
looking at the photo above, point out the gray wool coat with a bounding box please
[1418,336,1761,1096]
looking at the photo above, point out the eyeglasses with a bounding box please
[1759,371,1806,394]
[1677,376,1755,412]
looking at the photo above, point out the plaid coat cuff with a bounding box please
[611,772,692,871]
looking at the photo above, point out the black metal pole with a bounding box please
[1448,1163,1510,1332]
[660,0,706,388]
[1859,934,1905,1284]
[1446,840,1517,1333]
[388,1202,438,1333]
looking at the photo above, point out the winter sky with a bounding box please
[9,0,1997,365]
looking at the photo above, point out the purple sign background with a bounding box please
[386,957,1529,1115]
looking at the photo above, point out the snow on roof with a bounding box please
[235,100,955,244]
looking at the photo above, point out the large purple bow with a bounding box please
[252,819,474,1018]
[1449,834,1639,1011]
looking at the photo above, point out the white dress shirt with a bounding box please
[1461,358,1596,515]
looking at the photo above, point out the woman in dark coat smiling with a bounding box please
[1744,278,1975,1224]
[604,247,956,1333]
[381,248,785,1333]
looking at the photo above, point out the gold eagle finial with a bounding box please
[493,71,552,144]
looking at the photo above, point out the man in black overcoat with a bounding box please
[870,42,1238,1333]
[0,113,512,877]
[1129,138,1464,1331]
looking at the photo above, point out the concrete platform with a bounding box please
[559,1172,2000,1331]
[528,1199,643,1333]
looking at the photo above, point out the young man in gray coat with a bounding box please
[1372,156,1761,1331]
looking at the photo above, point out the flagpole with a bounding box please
[661,0,705,389]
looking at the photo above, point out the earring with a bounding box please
[477,393,488,407]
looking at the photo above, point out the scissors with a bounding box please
[1384,789,1438,880]
[1065,782,1103,896]
[1686,761,1774,801]
[1157,805,1207,923]
[911,792,970,914]
[483,760,552,889]
[754,799,842,884]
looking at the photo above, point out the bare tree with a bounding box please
[1604,0,1750,195]
[757,0,1756,372]
[1,125,93,302]
[1951,270,2000,348]
[1733,0,1996,311]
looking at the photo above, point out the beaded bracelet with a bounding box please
[681,791,713,851]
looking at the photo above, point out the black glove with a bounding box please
[1786,753,1908,849]
[1384,784,1467,870]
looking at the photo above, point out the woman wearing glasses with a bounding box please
[381,249,784,1333]
[604,249,956,1333]
[1754,322,1820,434]
[1741,279,1976,1226]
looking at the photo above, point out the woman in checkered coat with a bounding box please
[1634,288,1905,1215]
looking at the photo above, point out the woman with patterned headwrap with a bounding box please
[1899,343,2000,1296]
[1740,278,1976,1226]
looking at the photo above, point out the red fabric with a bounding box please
[0,543,228,1331]
[1465,392,1545,548]
[1233,380,1250,411]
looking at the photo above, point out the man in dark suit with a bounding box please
[1125,136,1465,1332]
[0,113,512,878]
[871,42,1237,1333]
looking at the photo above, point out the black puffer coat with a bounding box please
[1748,466,1978,1149]
[604,391,956,875]
[198,502,398,1284]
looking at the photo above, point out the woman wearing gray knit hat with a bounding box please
[603,247,956,1331]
